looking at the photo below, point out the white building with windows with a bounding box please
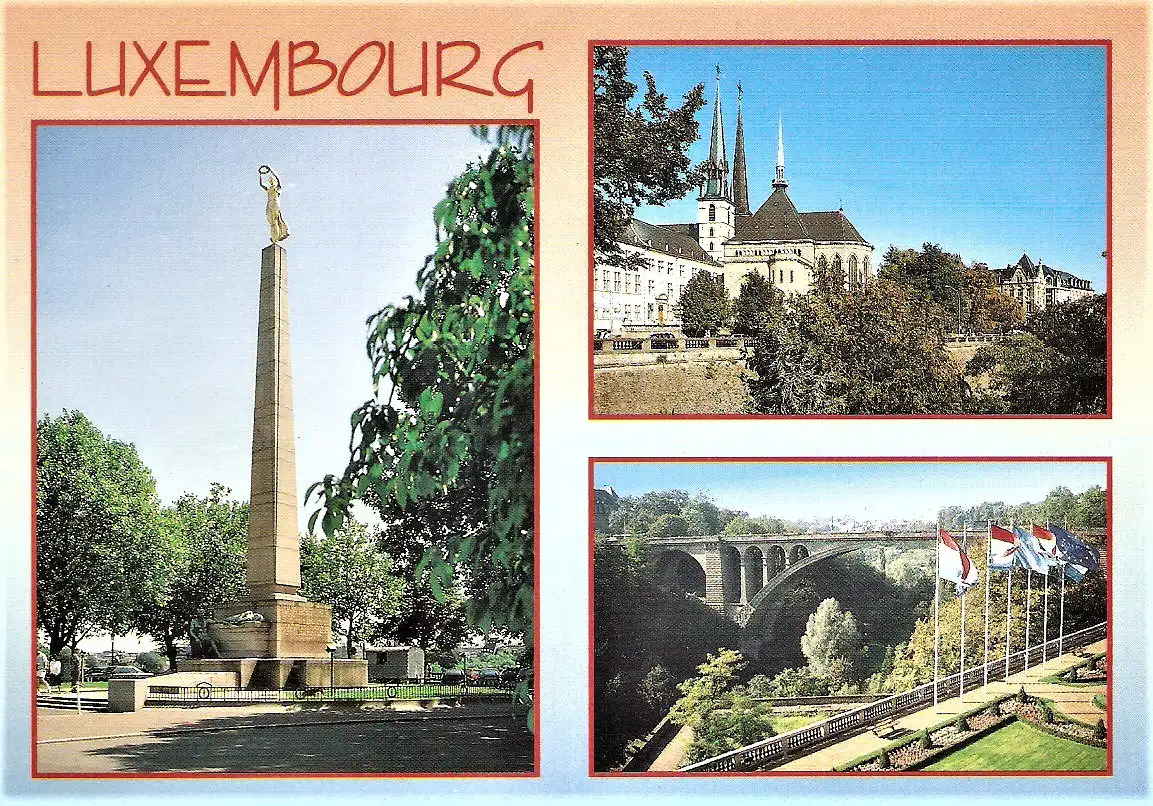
[998,253,1094,315]
[594,73,874,332]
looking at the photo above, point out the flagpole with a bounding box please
[1006,518,1015,682]
[1024,567,1032,673]
[984,520,991,692]
[959,523,967,704]
[1042,561,1050,669]
[934,523,940,712]
[1059,564,1066,658]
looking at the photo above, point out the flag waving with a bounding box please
[988,524,1018,571]
[1012,526,1052,573]
[1048,524,1100,582]
[939,529,978,591]
[1031,524,1062,564]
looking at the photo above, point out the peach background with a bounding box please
[2,0,1149,791]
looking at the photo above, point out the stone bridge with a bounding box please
[623,531,936,658]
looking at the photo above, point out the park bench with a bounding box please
[871,716,902,740]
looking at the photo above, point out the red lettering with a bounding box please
[32,41,82,96]
[85,41,126,96]
[388,41,427,97]
[436,41,493,98]
[129,41,171,96]
[337,41,385,96]
[174,40,225,96]
[288,41,336,96]
[493,41,543,113]
[231,41,281,111]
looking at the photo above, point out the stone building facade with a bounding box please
[594,75,873,332]
[998,253,1095,315]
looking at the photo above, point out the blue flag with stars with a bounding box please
[1048,524,1100,583]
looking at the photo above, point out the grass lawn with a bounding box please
[923,720,1106,772]
[771,710,844,735]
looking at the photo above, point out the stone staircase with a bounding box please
[35,693,108,712]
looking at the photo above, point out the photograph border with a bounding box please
[587,455,1113,777]
[586,39,1113,421]
[29,117,542,780]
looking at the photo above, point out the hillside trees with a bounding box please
[677,270,732,335]
[592,45,706,265]
[966,294,1106,414]
[745,276,965,414]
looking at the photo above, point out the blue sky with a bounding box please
[625,45,1107,290]
[36,124,492,525]
[594,461,1106,522]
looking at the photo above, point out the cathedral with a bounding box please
[594,73,874,331]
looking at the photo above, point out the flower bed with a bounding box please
[839,690,1108,771]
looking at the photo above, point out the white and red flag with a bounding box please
[938,529,979,591]
[988,524,1018,571]
[1031,524,1062,564]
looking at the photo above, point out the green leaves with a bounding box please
[311,133,534,644]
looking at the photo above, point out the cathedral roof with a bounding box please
[798,210,869,245]
[730,188,869,246]
[731,187,808,243]
[624,218,721,266]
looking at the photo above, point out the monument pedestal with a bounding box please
[182,657,368,689]
[211,596,333,659]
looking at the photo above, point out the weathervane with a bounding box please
[258,165,290,243]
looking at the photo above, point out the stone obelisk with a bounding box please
[247,239,302,599]
[198,167,366,688]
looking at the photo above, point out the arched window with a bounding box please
[709,242,714,252]
[709,204,716,222]
[863,256,870,278]
[709,227,714,237]
[848,255,860,291]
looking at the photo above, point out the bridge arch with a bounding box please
[653,549,706,597]
[768,545,786,577]
[790,544,809,564]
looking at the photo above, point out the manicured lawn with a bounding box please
[771,710,844,735]
[923,720,1106,772]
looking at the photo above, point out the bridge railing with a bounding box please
[678,621,1106,773]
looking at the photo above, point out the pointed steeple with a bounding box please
[732,83,750,216]
[702,65,730,200]
[773,115,788,190]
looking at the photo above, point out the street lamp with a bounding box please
[326,643,336,691]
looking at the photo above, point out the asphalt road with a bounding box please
[36,704,534,775]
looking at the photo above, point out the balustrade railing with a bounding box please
[679,621,1106,772]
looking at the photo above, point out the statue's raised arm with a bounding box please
[258,165,290,243]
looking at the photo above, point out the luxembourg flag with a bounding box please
[939,530,979,592]
[988,524,1018,571]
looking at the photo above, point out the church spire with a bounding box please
[732,83,750,216]
[773,115,788,189]
[702,65,729,200]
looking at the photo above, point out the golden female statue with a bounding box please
[258,165,290,243]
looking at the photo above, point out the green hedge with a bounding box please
[834,693,1017,772]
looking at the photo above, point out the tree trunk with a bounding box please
[164,632,178,672]
[347,616,355,657]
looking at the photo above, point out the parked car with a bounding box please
[648,332,675,341]
[107,665,153,680]
[477,668,501,686]
[500,667,523,684]
[440,668,465,685]
[593,329,612,340]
